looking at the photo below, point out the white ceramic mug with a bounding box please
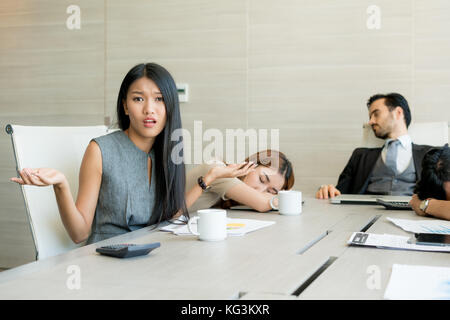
[270,190,302,215]
[187,209,227,241]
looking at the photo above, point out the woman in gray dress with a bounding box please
[10,63,188,244]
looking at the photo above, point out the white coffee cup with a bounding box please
[187,209,227,241]
[270,190,302,215]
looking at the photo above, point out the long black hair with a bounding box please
[414,145,450,200]
[116,63,188,225]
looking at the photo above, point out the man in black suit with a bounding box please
[316,93,433,199]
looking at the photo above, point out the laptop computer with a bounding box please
[330,194,411,205]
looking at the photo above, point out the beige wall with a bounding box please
[1,0,449,268]
[0,0,105,267]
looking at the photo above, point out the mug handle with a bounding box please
[270,195,279,210]
[187,216,200,236]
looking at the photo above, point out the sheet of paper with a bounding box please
[229,205,275,212]
[387,217,450,234]
[347,232,450,253]
[160,218,275,236]
[384,264,450,300]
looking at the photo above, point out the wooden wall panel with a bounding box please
[0,0,105,268]
[105,0,248,166]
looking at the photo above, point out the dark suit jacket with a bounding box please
[335,144,434,194]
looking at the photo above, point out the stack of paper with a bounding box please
[347,232,450,253]
[160,218,275,236]
[387,217,450,234]
[384,264,450,300]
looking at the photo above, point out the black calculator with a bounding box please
[96,242,161,258]
[376,198,412,210]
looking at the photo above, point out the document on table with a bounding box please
[229,205,275,212]
[160,218,276,236]
[384,264,450,300]
[387,217,450,234]
[229,201,303,211]
[347,232,450,253]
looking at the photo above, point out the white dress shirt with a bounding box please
[381,134,413,174]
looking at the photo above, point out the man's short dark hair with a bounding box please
[367,93,412,128]
[414,145,450,200]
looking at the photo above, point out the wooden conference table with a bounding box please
[0,195,448,300]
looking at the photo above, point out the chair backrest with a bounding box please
[361,121,449,148]
[6,124,111,260]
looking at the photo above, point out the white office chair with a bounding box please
[6,124,112,260]
[361,121,449,148]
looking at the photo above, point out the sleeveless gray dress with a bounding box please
[86,130,157,244]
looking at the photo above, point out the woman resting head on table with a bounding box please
[10,62,188,244]
[185,150,295,213]
[409,145,450,220]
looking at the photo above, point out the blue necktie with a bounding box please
[385,139,400,174]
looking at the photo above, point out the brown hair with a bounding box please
[219,150,295,209]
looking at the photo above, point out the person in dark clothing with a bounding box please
[317,93,433,199]
[409,145,450,220]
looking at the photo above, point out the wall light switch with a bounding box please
[177,83,189,103]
